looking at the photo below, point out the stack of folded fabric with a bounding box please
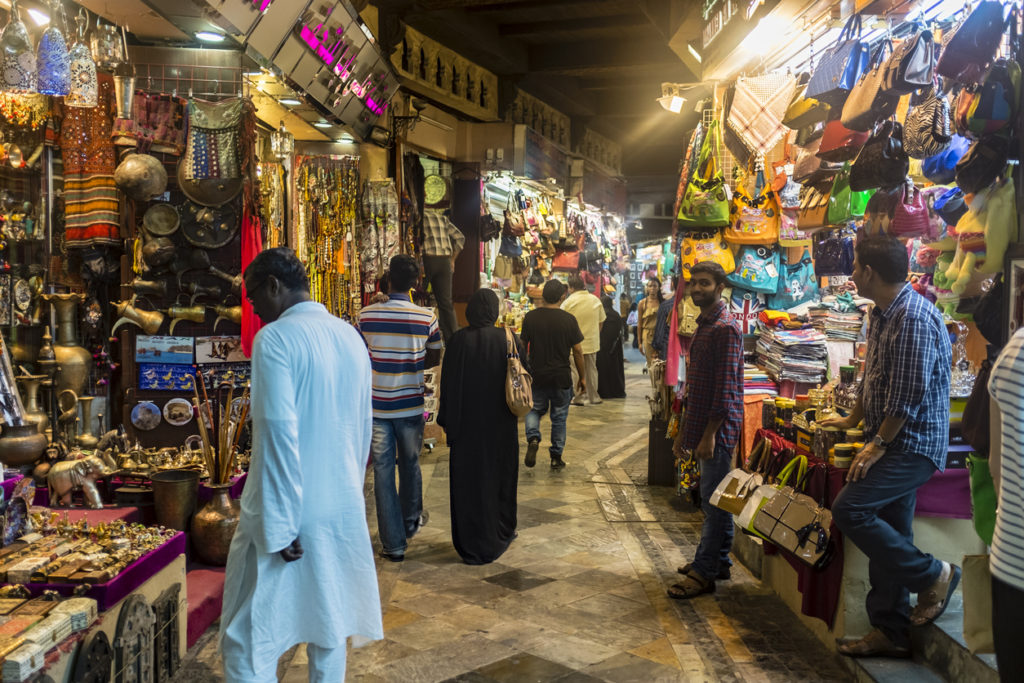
[744,364,777,396]
[756,327,828,384]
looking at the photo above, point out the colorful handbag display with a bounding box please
[816,119,870,162]
[753,459,833,567]
[710,439,770,515]
[678,120,730,227]
[936,1,1008,85]
[806,13,871,106]
[680,231,736,281]
[849,120,909,191]
[841,40,900,132]
[725,162,780,245]
[769,249,819,310]
[728,245,781,293]
[737,451,805,540]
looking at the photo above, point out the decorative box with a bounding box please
[51,598,98,632]
[2,641,45,681]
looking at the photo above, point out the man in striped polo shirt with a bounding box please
[358,254,442,562]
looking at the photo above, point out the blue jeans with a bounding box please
[692,442,735,581]
[524,386,573,458]
[832,451,942,647]
[371,415,425,554]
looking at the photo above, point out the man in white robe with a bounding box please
[220,248,383,682]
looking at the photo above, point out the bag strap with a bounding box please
[838,13,862,45]
[776,454,808,488]
[505,326,517,359]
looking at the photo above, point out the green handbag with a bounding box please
[827,164,873,224]
[851,187,874,217]
[968,453,995,546]
[678,120,730,227]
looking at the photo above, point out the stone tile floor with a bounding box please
[176,346,852,682]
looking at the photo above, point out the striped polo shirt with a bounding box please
[989,329,1024,592]
[357,294,442,419]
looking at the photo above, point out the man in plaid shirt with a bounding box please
[824,237,955,659]
[422,208,465,342]
[669,262,743,599]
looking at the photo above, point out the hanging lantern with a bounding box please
[65,8,96,108]
[36,0,70,96]
[270,121,294,159]
[89,16,124,71]
[0,0,37,94]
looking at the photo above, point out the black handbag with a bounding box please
[480,214,501,242]
[842,41,900,132]
[849,121,909,191]
[955,135,1009,194]
[903,86,953,159]
[883,28,935,94]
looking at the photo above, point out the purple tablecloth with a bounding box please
[198,473,246,504]
[2,475,24,501]
[13,531,186,611]
[915,468,972,519]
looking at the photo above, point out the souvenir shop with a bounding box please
[663,0,1022,652]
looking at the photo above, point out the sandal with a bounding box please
[677,562,731,581]
[667,570,715,599]
[910,562,961,626]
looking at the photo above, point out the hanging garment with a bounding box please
[184,97,245,180]
[361,180,401,285]
[240,210,264,358]
[727,72,799,155]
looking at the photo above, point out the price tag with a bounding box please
[765,263,778,278]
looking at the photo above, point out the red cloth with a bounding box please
[915,468,972,519]
[755,428,846,628]
[240,210,264,357]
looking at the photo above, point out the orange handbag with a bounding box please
[724,159,781,245]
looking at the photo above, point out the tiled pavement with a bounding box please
[176,346,852,682]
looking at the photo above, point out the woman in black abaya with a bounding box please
[596,295,626,399]
[438,288,525,564]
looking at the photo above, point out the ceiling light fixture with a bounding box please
[657,83,700,114]
[313,121,332,128]
[195,31,225,43]
[278,98,302,106]
[337,133,355,143]
[27,8,49,26]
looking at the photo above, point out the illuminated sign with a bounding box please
[296,7,389,116]
[702,0,738,48]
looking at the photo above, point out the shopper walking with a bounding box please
[596,295,626,399]
[637,277,663,364]
[422,207,465,342]
[989,328,1024,681]
[221,248,382,682]
[561,273,605,405]
[823,237,954,658]
[439,289,524,564]
[358,254,442,562]
[521,279,585,470]
[668,262,742,599]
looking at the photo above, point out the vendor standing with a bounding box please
[823,237,955,659]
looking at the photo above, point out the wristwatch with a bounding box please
[872,434,890,449]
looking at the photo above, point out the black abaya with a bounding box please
[596,307,626,398]
[438,289,524,564]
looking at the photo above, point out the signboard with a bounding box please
[703,0,739,48]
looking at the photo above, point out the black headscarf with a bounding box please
[467,289,500,328]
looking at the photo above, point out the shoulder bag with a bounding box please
[849,120,909,191]
[955,135,1009,194]
[737,452,805,540]
[903,85,953,159]
[806,14,871,106]
[883,28,935,95]
[961,58,1022,138]
[923,133,970,184]
[861,187,901,237]
[728,244,781,293]
[753,462,833,568]
[504,327,533,417]
[797,177,832,231]
[678,120,731,227]
[503,194,526,236]
[813,228,855,277]
[816,119,870,162]
[711,439,770,515]
[680,231,736,281]
[936,1,1008,85]
[725,161,781,244]
[842,40,901,132]
[890,182,935,240]
[769,249,819,310]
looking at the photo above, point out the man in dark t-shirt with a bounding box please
[520,280,585,470]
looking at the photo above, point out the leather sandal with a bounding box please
[667,570,715,599]
[678,562,731,581]
[836,629,911,658]
[911,562,961,627]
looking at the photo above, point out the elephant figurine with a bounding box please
[47,456,112,509]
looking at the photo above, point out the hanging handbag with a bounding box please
[923,134,970,184]
[934,186,968,228]
[783,86,831,130]
[806,13,871,106]
[503,195,526,236]
[499,233,522,257]
[551,246,581,272]
[826,164,854,225]
[728,289,768,336]
[842,40,901,132]
[504,327,533,417]
[890,182,934,239]
[903,86,953,159]
[680,231,736,281]
[861,186,901,237]
[936,1,1008,85]
[768,249,819,310]
[710,439,770,515]
[961,58,1021,137]
[816,119,870,162]
[725,161,780,245]
[882,28,935,95]
[480,214,501,242]
[727,245,781,293]
[678,120,730,227]
[793,137,841,183]
[797,178,832,231]
[677,295,700,337]
[813,229,855,276]
[849,120,909,191]
[955,135,1009,194]
[753,462,833,567]
[779,209,811,246]
[737,451,805,540]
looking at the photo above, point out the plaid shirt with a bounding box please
[861,284,952,470]
[422,209,465,257]
[681,299,743,451]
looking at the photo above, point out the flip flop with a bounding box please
[910,563,961,626]
[667,570,715,599]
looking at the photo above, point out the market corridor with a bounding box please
[179,347,851,682]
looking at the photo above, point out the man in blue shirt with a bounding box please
[823,237,955,658]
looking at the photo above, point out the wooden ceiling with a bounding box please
[371,0,707,179]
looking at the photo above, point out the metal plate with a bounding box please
[179,201,239,250]
[143,203,180,236]
[176,160,243,208]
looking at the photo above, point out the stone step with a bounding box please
[908,592,998,683]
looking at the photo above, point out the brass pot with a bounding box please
[77,396,98,449]
[190,484,240,566]
[16,374,47,434]
[0,423,48,467]
[151,469,199,532]
[42,294,91,397]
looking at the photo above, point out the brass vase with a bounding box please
[191,484,240,566]
[0,423,47,467]
[43,294,92,397]
[76,396,98,449]
[16,374,47,434]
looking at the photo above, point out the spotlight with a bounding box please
[195,31,225,43]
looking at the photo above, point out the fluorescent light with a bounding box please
[337,133,355,143]
[313,121,332,128]
[687,43,702,63]
[278,98,302,106]
[27,8,48,26]
[195,31,225,43]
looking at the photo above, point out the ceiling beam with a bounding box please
[498,14,649,37]
[529,39,683,73]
